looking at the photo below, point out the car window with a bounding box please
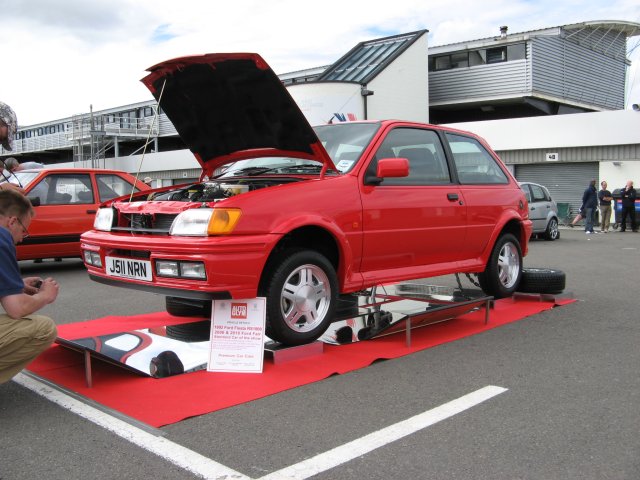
[96,174,140,202]
[445,133,509,184]
[529,184,548,202]
[31,174,93,205]
[1,171,39,189]
[520,184,532,203]
[314,123,380,173]
[367,128,451,185]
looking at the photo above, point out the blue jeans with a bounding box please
[585,207,595,232]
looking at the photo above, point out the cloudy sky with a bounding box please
[2,0,639,126]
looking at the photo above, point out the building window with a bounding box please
[434,55,452,70]
[507,43,526,61]
[486,47,507,64]
[450,52,469,69]
[431,43,526,71]
[469,50,486,66]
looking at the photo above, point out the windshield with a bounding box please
[218,157,328,178]
[215,123,382,177]
[0,171,40,188]
[314,122,380,173]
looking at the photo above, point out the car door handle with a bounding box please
[86,209,97,214]
[447,193,459,201]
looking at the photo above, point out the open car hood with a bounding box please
[142,53,336,177]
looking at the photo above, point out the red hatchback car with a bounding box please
[81,53,532,345]
[0,168,148,261]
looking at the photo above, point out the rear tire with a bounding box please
[544,218,560,241]
[479,233,522,298]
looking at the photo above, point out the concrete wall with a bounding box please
[445,110,640,151]
[368,33,429,123]
[599,161,638,193]
[286,82,363,125]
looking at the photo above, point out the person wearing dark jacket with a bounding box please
[619,180,637,232]
[581,179,598,234]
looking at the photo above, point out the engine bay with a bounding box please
[148,178,301,203]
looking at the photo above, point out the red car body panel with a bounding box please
[80,53,532,305]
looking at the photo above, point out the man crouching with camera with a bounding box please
[0,189,58,384]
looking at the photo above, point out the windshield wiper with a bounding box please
[278,164,340,174]
[229,167,278,176]
[229,164,337,177]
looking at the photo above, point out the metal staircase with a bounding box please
[66,107,159,167]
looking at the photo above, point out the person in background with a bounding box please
[569,208,583,228]
[619,180,637,232]
[581,179,598,234]
[143,176,153,186]
[0,102,25,194]
[4,157,44,172]
[598,180,612,233]
[0,189,58,384]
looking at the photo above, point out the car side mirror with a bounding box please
[364,158,410,185]
[378,158,409,178]
[28,196,41,207]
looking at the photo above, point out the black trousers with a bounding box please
[620,206,637,231]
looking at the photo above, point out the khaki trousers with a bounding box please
[600,205,611,231]
[0,314,57,384]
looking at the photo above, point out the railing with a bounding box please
[66,116,158,141]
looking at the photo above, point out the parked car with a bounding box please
[519,182,559,240]
[0,168,149,260]
[81,53,532,346]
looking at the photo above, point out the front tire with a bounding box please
[165,296,211,318]
[260,249,338,346]
[165,296,211,342]
[478,233,523,298]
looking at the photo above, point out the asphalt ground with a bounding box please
[1,227,639,480]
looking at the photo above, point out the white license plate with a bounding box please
[105,256,153,281]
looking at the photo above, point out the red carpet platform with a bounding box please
[27,296,574,427]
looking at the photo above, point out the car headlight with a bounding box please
[170,208,242,236]
[208,208,242,234]
[94,208,114,231]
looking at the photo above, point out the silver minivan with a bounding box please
[519,182,560,241]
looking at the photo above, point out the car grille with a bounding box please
[113,213,177,234]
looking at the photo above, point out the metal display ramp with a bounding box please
[56,282,492,386]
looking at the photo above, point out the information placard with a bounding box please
[207,298,266,373]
